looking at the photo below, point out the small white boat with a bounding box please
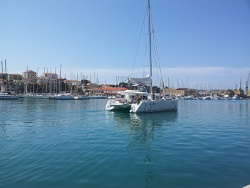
[183,95,194,100]
[232,95,243,100]
[214,96,223,100]
[90,95,108,99]
[33,94,50,99]
[223,95,232,100]
[203,96,211,100]
[74,95,90,100]
[49,93,74,100]
[0,92,18,100]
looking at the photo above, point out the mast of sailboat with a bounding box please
[5,60,7,91]
[25,66,28,94]
[59,64,61,93]
[1,61,4,92]
[148,0,153,96]
[36,68,39,93]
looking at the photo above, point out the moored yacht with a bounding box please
[0,92,18,100]
[74,95,90,100]
[90,95,108,99]
[49,93,74,100]
[232,95,243,100]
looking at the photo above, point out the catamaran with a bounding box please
[106,0,178,113]
[105,79,149,111]
[130,0,177,113]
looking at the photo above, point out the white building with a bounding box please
[22,70,37,81]
[44,73,58,80]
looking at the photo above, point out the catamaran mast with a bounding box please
[148,0,153,95]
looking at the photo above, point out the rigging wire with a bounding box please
[131,5,148,78]
[131,2,165,92]
[150,9,165,89]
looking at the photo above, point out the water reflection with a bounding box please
[107,111,177,126]
[106,111,177,186]
[124,112,178,150]
[0,122,7,138]
[129,111,178,126]
[107,111,178,131]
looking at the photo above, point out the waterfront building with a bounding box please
[36,73,59,93]
[8,74,22,83]
[63,79,81,93]
[22,70,37,81]
[37,73,58,84]
[247,90,250,98]
[0,73,7,92]
[99,84,127,96]
[225,89,236,97]
[86,84,127,96]
[0,73,22,93]
[44,72,58,80]
[37,76,49,84]
[208,89,226,96]
[0,78,5,92]
[64,79,81,86]
[2,81,19,93]
[234,88,244,97]
[0,73,7,80]
[164,88,197,97]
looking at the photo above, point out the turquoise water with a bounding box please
[0,99,249,188]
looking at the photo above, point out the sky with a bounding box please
[1,0,250,89]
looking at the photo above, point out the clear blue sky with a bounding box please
[1,0,250,89]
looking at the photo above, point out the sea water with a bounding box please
[0,99,249,188]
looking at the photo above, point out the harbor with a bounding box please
[1,0,250,187]
[0,98,250,187]
[1,66,250,101]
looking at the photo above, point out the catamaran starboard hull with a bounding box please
[130,100,178,113]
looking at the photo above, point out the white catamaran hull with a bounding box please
[106,99,131,111]
[130,100,178,113]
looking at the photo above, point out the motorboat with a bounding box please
[74,95,90,100]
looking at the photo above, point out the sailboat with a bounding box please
[0,92,18,100]
[49,65,74,100]
[130,0,178,113]
[0,60,18,100]
[106,0,177,113]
